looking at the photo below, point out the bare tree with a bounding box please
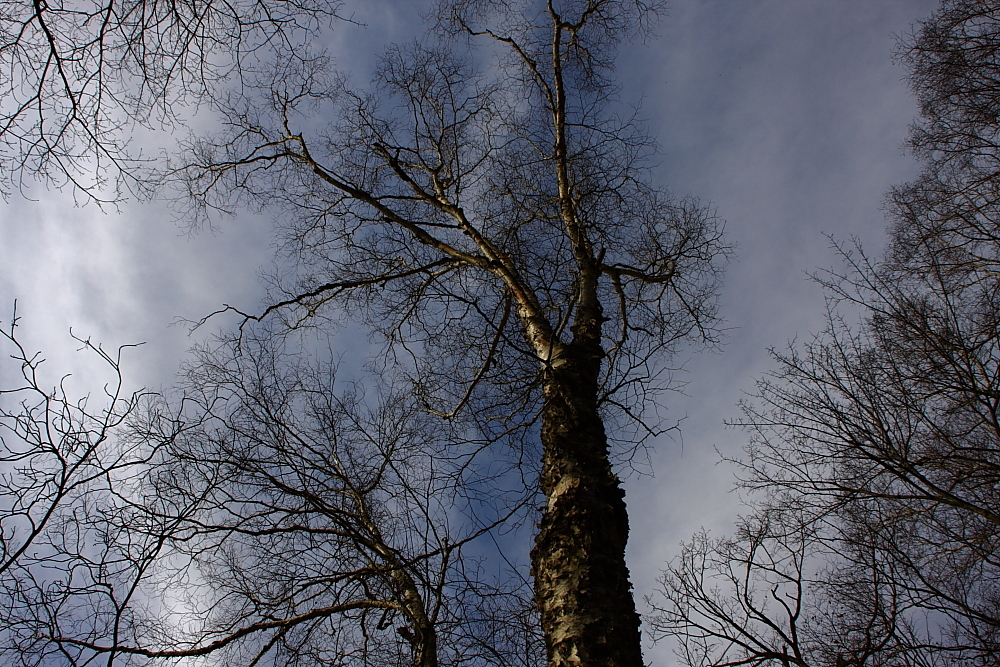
[0,306,151,627]
[136,326,540,667]
[0,0,341,199]
[170,1,729,664]
[652,2,1000,665]
[2,0,729,663]
[1,315,543,667]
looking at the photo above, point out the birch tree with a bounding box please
[175,1,729,665]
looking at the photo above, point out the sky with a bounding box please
[0,0,940,663]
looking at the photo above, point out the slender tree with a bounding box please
[174,1,729,664]
[0,307,148,617]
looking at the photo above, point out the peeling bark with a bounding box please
[531,342,643,667]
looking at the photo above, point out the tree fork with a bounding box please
[532,343,643,667]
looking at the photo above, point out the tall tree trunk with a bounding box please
[531,342,643,667]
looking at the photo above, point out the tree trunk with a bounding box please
[531,342,643,667]
[407,625,437,667]
[389,562,438,667]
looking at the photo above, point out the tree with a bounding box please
[0,0,341,198]
[1,317,543,667]
[170,1,729,664]
[650,2,1000,665]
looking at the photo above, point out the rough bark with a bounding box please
[531,341,643,667]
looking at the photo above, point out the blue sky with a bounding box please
[0,1,940,662]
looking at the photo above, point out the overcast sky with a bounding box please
[0,1,940,663]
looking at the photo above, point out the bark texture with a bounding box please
[389,552,438,667]
[532,342,643,667]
